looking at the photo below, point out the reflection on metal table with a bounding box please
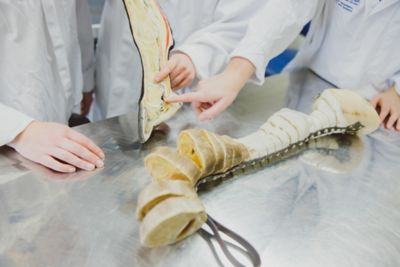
[1,71,399,267]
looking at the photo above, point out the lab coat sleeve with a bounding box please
[173,0,266,80]
[231,0,319,85]
[388,72,400,96]
[0,104,34,147]
[76,0,95,93]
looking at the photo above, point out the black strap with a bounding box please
[198,215,261,267]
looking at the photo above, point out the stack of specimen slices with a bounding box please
[137,89,380,248]
[137,131,249,247]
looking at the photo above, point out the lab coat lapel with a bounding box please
[369,0,400,15]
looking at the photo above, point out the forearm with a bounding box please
[223,57,256,93]
[231,0,320,85]
[173,0,265,80]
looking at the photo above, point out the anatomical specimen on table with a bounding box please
[122,0,181,143]
[136,88,380,248]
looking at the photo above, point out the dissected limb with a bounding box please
[123,0,181,142]
[137,88,380,248]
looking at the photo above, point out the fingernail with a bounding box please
[96,160,104,168]
[68,167,76,173]
[85,163,95,171]
[100,153,105,160]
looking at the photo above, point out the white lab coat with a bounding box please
[232,0,400,100]
[93,0,267,120]
[0,0,95,146]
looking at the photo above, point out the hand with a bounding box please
[81,91,94,116]
[165,73,241,121]
[371,86,400,131]
[155,52,196,91]
[9,121,105,173]
[165,57,256,121]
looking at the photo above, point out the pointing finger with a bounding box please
[164,92,203,103]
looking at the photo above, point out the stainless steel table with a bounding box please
[1,71,400,267]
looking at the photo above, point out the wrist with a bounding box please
[224,57,256,93]
[227,57,256,77]
[8,120,37,148]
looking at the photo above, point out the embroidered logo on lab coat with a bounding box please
[336,0,360,12]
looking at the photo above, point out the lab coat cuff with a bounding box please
[230,43,267,86]
[395,84,400,97]
[389,75,400,96]
[0,106,34,146]
[82,67,95,93]
[357,83,381,101]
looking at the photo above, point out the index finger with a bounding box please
[164,92,203,103]
[66,129,105,160]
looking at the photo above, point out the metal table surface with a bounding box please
[1,71,400,267]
